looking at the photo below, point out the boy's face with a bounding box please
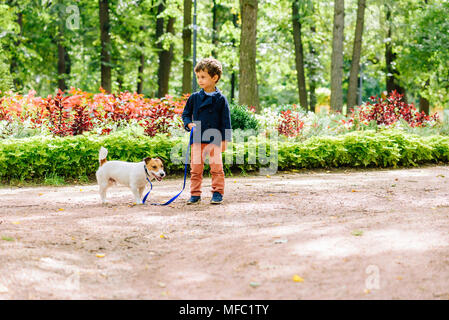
[195,69,219,92]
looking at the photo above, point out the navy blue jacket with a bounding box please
[182,88,232,146]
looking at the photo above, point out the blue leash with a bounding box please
[142,128,193,206]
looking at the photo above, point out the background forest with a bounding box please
[1,0,448,114]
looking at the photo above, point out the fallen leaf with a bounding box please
[38,193,44,196]
[80,189,83,191]
[351,189,357,192]
[396,276,403,280]
[249,282,261,288]
[11,221,21,225]
[158,282,166,288]
[292,274,304,282]
[274,239,288,244]
[266,175,271,178]
[160,234,167,239]
[364,289,371,294]
[0,284,9,293]
[58,208,64,212]
[96,253,105,258]
[1,236,14,242]
[351,230,364,236]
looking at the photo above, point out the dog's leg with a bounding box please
[130,184,143,205]
[138,187,146,203]
[99,182,109,204]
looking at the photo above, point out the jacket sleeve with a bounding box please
[182,95,194,131]
[221,97,232,142]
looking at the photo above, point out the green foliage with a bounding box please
[229,103,259,131]
[0,49,12,93]
[1,130,448,182]
[0,131,185,182]
[277,130,449,170]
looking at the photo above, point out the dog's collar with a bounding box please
[144,165,152,180]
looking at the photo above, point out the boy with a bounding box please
[182,57,232,205]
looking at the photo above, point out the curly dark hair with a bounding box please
[194,57,223,83]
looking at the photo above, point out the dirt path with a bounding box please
[1,165,448,300]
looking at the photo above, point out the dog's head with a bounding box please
[144,157,166,181]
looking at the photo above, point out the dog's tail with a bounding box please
[99,146,108,166]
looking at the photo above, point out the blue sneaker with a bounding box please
[187,195,201,205]
[210,192,223,204]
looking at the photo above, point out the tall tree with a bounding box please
[137,24,146,94]
[7,0,23,91]
[182,0,192,94]
[57,2,71,92]
[305,1,319,113]
[347,0,366,109]
[330,0,344,112]
[238,0,259,111]
[156,2,175,98]
[230,12,238,103]
[384,2,406,101]
[292,0,308,110]
[99,0,111,92]
[212,0,219,58]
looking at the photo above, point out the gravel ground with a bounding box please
[0,165,448,299]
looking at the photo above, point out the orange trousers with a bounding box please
[190,141,226,196]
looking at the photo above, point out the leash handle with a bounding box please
[142,127,194,205]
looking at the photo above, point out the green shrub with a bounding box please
[0,130,448,182]
[230,104,259,131]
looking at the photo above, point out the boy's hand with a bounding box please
[187,123,196,130]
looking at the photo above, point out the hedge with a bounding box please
[0,130,448,182]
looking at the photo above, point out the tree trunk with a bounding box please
[57,40,68,91]
[385,3,407,102]
[238,0,259,111]
[307,1,318,113]
[308,24,318,113]
[156,4,175,98]
[419,96,430,115]
[10,10,23,90]
[182,0,192,94]
[419,79,430,114]
[330,0,344,113]
[156,2,175,98]
[99,0,111,92]
[57,5,71,93]
[212,0,218,58]
[230,13,238,103]
[347,0,366,109]
[137,49,145,94]
[292,1,308,110]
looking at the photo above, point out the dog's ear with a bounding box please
[143,157,151,163]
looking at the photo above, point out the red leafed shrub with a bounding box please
[351,90,439,127]
[0,88,188,137]
[139,102,176,137]
[71,104,93,135]
[0,97,10,121]
[42,90,73,137]
[277,110,304,137]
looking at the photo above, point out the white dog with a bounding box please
[96,147,165,204]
